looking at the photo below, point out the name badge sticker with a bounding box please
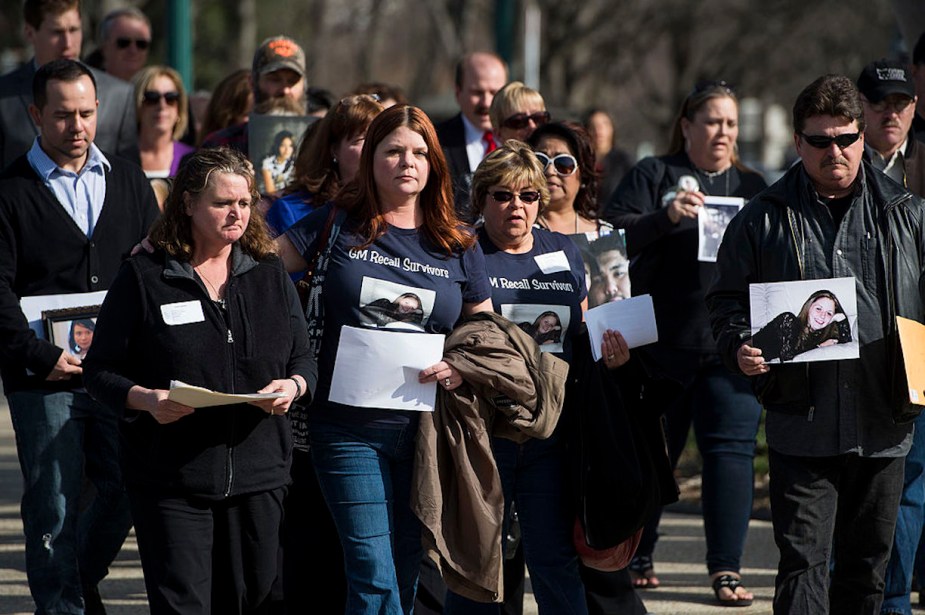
[160,300,206,326]
[534,250,571,274]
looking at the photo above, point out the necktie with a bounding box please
[483,131,497,157]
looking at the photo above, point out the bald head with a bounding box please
[455,52,508,131]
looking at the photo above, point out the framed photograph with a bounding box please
[42,305,100,359]
[248,114,317,195]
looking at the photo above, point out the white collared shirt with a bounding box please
[868,138,908,186]
[462,114,496,173]
[27,138,110,237]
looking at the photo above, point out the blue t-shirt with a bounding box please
[287,204,491,427]
[265,189,317,236]
[479,227,586,363]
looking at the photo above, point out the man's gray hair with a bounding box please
[98,7,150,42]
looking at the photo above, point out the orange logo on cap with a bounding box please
[268,40,299,58]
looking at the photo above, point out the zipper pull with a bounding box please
[227,328,234,343]
[807,406,814,422]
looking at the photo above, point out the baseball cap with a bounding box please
[857,59,915,103]
[252,36,305,78]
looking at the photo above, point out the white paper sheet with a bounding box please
[20,291,108,339]
[167,380,286,408]
[329,326,445,412]
[585,294,659,360]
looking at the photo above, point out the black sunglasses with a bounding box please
[116,37,150,50]
[501,111,551,130]
[142,91,181,106]
[490,190,541,204]
[534,152,578,176]
[799,132,861,150]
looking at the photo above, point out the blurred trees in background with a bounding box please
[0,0,914,156]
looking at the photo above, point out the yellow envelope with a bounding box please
[897,316,925,406]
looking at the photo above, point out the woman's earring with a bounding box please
[332,156,338,165]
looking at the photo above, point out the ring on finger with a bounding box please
[444,378,451,388]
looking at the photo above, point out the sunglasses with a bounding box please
[116,37,150,50]
[142,91,181,106]
[501,111,551,130]
[534,152,578,176]
[799,132,861,150]
[490,190,541,204]
[865,97,914,114]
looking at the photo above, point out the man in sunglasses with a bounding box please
[857,59,925,197]
[0,0,138,169]
[92,8,151,83]
[708,74,925,615]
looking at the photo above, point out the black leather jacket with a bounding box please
[707,162,925,424]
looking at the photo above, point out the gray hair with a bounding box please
[98,7,150,43]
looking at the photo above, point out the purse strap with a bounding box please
[295,205,342,311]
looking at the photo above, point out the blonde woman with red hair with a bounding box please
[278,105,492,614]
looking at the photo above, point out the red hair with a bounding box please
[337,105,474,255]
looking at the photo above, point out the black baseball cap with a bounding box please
[857,59,915,103]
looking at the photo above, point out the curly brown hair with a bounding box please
[149,148,276,261]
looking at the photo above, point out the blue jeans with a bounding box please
[881,413,925,615]
[444,434,588,615]
[309,419,422,615]
[8,390,132,614]
[638,361,761,574]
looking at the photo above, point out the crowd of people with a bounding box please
[5,1,925,615]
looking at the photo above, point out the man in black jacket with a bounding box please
[708,75,925,615]
[0,59,158,614]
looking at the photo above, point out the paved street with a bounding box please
[0,396,781,614]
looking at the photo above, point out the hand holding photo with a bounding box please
[749,277,858,364]
[585,294,658,361]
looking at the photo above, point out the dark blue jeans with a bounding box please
[881,412,925,615]
[8,390,132,614]
[309,419,422,615]
[444,433,588,615]
[769,449,904,615]
[638,362,761,574]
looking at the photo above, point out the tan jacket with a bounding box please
[411,311,569,603]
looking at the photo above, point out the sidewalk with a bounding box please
[0,397,778,614]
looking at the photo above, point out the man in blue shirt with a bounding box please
[0,59,158,614]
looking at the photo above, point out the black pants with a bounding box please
[768,449,904,615]
[129,486,285,615]
[282,448,346,613]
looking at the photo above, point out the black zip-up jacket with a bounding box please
[83,246,317,499]
[707,162,925,426]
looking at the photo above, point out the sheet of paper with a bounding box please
[897,317,925,406]
[20,291,108,339]
[329,326,445,412]
[167,380,286,408]
[585,294,659,360]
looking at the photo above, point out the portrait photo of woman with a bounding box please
[752,289,853,363]
[518,310,563,346]
[68,318,95,360]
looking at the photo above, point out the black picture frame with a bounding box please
[42,305,100,358]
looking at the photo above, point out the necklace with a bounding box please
[694,166,732,197]
[538,211,581,234]
[195,265,226,309]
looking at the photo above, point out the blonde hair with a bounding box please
[470,140,550,216]
[489,81,546,133]
[132,65,189,141]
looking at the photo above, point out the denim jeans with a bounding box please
[309,419,422,615]
[881,412,925,615]
[769,449,904,615]
[637,362,761,574]
[8,390,132,614]
[444,433,589,615]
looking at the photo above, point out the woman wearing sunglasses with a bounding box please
[443,141,630,615]
[604,81,767,606]
[490,81,551,144]
[132,66,193,187]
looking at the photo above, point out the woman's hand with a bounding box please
[818,339,838,348]
[128,387,195,424]
[250,376,305,415]
[666,189,705,224]
[601,329,630,369]
[419,361,462,391]
[737,341,769,376]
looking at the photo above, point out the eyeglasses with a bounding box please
[489,190,541,204]
[534,152,578,176]
[799,132,861,150]
[116,37,150,50]
[142,91,181,106]
[501,111,551,130]
[865,97,914,114]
